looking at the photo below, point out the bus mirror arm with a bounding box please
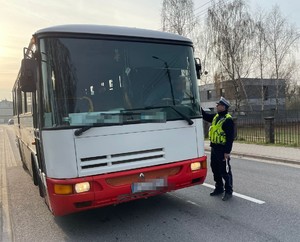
[194,58,208,79]
[195,58,201,79]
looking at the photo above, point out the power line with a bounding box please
[157,0,211,31]
[194,0,232,24]
[193,0,212,13]
[157,0,232,31]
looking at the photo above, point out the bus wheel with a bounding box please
[38,176,45,198]
[32,161,39,186]
[19,145,27,171]
[32,158,45,197]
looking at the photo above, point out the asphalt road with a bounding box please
[2,125,300,242]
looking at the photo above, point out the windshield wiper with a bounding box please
[152,56,176,105]
[145,105,193,125]
[74,122,118,136]
[74,126,93,136]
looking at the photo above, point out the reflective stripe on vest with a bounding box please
[209,113,232,145]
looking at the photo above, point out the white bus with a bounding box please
[12,25,207,216]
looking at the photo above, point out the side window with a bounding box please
[263,86,269,100]
[12,88,19,116]
[220,88,225,97]
[207,90,212,100]
[17,88,22,115]
[19,91,33,114]
[26,92,32,113]
[21,92,26,113]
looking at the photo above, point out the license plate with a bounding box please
[131,178,167,194]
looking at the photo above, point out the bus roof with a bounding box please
[35,24,192,43]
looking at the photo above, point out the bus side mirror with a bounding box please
[195,58,201,79]
[19,58,37,92]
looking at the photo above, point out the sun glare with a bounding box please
[0,46,5,57]
[0,31,6,57]
[0,33,6,57]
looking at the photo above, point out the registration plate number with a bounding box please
[131,178,167,194]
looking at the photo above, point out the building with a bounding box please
[0,99,13,124]
[199,78,286,112]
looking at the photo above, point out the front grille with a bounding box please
[106,166,181,186]
[80,148,164,170]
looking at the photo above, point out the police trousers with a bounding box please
[210,146,233,194]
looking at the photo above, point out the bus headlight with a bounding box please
[75,182,90,193]
[191,162,201,171]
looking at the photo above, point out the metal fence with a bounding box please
[235,117,265,143]
[234,110,300,146]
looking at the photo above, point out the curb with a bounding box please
[205,148,300,166]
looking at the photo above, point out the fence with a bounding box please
[203,110,300,147]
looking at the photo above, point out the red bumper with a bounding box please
[46,156,207,216]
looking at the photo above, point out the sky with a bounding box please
[1,0,300,101]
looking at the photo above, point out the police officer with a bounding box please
[201,97,234,201]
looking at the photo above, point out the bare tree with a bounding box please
[282,59,300,109]
[252,9,270,111]
[286,81,300,109]
[264,5,300,110]
[161,0,196,37]
[207,0,256,111]
[193,27,212,85]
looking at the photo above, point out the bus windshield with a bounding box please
[39,37,201,128]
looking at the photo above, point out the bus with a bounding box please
[12,24,207,216]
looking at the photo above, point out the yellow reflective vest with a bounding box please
[209,113,232,145]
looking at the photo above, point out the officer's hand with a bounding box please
[224,153,230,160]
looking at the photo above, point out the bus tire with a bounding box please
[18,142,27,171]
[32,160,39,186]
[38,176,45,198]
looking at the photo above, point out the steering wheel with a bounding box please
[80,96,94,112]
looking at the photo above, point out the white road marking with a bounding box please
[202,183,265,204]
[186,200,201,207]
[169,193,204,207]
